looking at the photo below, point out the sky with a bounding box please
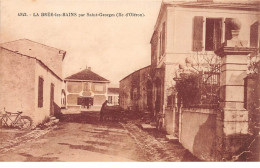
[0,0,162,86]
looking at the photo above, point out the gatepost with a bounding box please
[215,22,257,160]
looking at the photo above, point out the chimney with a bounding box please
[88,67,91,71]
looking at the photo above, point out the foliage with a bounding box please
[175,72,201,107]
[176,72,220,108]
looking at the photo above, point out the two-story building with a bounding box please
[64,67,110,111]
[146,0,260,160]
[149,0,259,161]
[0,39,66,125]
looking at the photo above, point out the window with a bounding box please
[108,96,112,104]
[83,82,90,91]
[159,22,166,59]
[38,77,44,107]
[94,84,104,92]
[205,18,222,51]
[193,17,222,51]
[67,82,81,93]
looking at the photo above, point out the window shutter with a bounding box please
[214,19,222,50]
[225,18,233,42]
[162,22,166,55]
[159,32,162,58]
[250,21,259,48]
[192,16,203,51]
[38,77,44,107]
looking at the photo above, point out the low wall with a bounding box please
[180,108,217,161]
[164,107,174,135]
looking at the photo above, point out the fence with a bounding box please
[176,64,220,108]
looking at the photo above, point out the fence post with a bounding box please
[214,29,257,160]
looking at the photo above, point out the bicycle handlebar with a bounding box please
[5,111,23,115]
[3,107,23,114]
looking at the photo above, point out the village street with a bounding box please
[0,111,198,162]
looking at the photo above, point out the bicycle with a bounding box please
[0,108,33,129]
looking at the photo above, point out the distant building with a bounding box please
[0,39,66,125]
[107,88,119,105]
[119,66,151,112]
[64,67,110,111]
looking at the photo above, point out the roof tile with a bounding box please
[65,68,109,82]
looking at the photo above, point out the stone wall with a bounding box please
[0,48,63,125]
[34,60,63,125]
[0,48,35,118]
[119,66,151,112]
[180,108,217,161]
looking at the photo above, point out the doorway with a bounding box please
[146,80,153,113]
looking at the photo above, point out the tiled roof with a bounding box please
[120,65,150,82]
[65,68,110,82]
[108,88,119,94]
[0,39,66,58]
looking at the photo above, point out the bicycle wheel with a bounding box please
[20,116,33,129]
[1,115,9,128]
[0,117,2,128]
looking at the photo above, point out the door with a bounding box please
[147,80,153,113]
[50,83,55,116]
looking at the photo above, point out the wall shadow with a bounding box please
[192,114,216,161]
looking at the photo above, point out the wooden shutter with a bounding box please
[225,18,233,42]
[159,32,162,58]
[162,22,166,55]
[38,77,44,107]
[214,19,222,50]
[192,16,203,51]
[250,21,259,48]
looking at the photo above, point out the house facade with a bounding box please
[119,66,152,113]
[149,0,260,161]
[0,39,66,125]
[65,67,110,111]
[118,0,259,161]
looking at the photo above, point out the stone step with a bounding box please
[53,119,59,123]
[165,135,179,143]
[141,124,156,130]
[50,116,56,120]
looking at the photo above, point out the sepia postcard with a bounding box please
[0,0,259,166]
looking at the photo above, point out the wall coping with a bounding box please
[215,46,257,57]
[182,107,217,115]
